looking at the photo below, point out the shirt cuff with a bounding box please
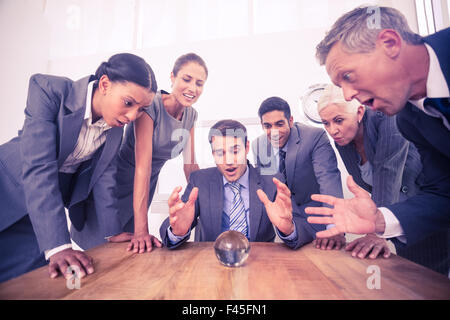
[377,207,406,242]
[276,220,298,241]
[45,243,72,260]
[167,226,190,245]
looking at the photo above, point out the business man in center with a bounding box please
[160,119,322,249]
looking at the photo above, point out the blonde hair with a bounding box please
[317,84,361,114]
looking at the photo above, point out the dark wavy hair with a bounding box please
[94,53,157,92]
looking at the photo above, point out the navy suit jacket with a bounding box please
[387,28,450,246]
[335,108,450,274]
[0,74,123,252]
[160,165,323,249]
[252,122,343,213]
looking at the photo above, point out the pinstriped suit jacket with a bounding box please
[335,108,422,205]
[336,108,449,274]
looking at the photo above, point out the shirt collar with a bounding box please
[84,80,112,130]
[222,164,250,189]
[409,43,450,110]
[273,137,289,156]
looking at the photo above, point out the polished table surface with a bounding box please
[0,242,449,300]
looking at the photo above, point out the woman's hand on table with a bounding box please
[108,232,162,253]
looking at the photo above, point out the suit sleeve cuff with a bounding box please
[167,226,190,245]
[377,207,406,241]
[276,220,298,241]
[45,243,72,260]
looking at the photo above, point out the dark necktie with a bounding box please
[279,149,286,179]
[424,97,450,123]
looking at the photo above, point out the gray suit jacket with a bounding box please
[160,165,321,249]
[0,74,123,252]
[252,122,343,213]
[336,109,423,205]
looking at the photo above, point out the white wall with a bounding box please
[0,0,51,144]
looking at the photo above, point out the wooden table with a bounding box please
[0,242,449,300]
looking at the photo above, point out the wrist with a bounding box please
[280,221,295,236]
[45,244,72,261]
[134,224,149,236]
[170,226,188,237]
[374,209,386,234]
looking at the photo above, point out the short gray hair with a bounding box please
[316,6,423,65]
[317,84,361,114]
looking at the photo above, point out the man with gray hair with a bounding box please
[306,6,450,274]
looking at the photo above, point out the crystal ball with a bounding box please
[214,230,250,267]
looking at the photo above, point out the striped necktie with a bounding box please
[227,182,248,238]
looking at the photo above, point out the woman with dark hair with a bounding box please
[0,53,157,282]
[110,53,208,253]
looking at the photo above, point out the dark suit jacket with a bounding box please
[0,74,123,252]
[335,108,450,274]
[160,165,322,249]
[385,28,450,274]
[387,28,450,245]
[336,108,422,205]
[252,122,343,213]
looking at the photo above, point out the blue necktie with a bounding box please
[228,182,248,238]
[424,97,450,123]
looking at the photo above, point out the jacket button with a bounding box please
[401,186,408,193]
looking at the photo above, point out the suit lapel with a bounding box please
[57,75,93,168]
[337,143,372,193]
[248,166,263,241]
[406,103,450,159]
[88,126,123,190]
[362,112,377,162]
[209,168,224,238]
[285,124,300,187]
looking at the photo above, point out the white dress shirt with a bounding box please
[45,81,112,260]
